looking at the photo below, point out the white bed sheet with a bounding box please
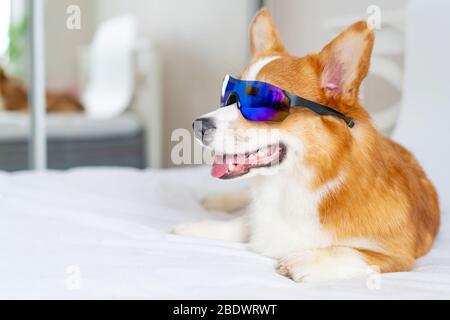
[2,0,450,301]
[0,167,449,299]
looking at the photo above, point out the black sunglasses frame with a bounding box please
[222,75,355,128]
[284,92,355,128]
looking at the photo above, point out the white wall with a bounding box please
[44,0,407,167]
[267,0,405,54]
[93,0,256,167]
[45,0,93,92]
[267,0,407,120]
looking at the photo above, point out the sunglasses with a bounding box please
[220,75,354,128]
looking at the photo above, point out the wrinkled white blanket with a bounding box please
[0,167,449,299]
[2,0,450,300]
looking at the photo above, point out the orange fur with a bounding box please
[0,67,83,113]
[237,9,440,272]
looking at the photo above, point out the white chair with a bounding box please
[82,16,136,119]
[80,16,163,168]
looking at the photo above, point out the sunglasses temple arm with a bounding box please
[287,94,355,128]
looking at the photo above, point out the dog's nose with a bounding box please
[192,118,216,145]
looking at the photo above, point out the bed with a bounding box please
[1,0,449,299]
[0,167,449,299]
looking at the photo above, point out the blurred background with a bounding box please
[0,0,406,171]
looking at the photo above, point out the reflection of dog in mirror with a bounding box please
[0,67,83,113]
[172,9,440,282]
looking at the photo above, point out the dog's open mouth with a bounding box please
[211,143,287,179]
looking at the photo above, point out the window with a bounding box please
[0,0,11,57]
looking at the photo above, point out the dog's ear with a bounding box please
[249,8,286,57]
[319,21,374,101]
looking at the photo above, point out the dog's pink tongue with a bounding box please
[211,155,228,178]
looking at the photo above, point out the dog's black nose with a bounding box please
[192,118,216,145]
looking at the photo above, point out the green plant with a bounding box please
[7,16,28,78]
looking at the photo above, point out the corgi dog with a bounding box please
[172,9,440,282]
[0,67,83,113]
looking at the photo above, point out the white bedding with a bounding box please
[0,167,449,299]
[2,0,450,300]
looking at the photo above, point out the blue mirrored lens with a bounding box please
[221,75,290,121]
[240,107,289,122]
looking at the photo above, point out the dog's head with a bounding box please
[194,9,374,181]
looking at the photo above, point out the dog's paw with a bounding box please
[277,248,368,283]
[202,191,249,213]
[170,222,202,237]
[277,250,317,282]
[170,220,224,239]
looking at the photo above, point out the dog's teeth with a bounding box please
[228,163,235,171]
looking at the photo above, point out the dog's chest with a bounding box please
[248,175,333,258]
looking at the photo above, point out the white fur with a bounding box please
[201,103,239,122]
[278,247,369,282]
[336,237,385,253]
[206,104,282,161]
[172,57,377,282]
[243,56,279,81]
[247,165,371,281]
[202,190,250,213]
[248,168,339,258]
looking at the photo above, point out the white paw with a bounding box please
[202,192,249,213]
[171,220,231,240]
[171,217,248,242]
[170,222,208,238]
[277,250,318,282]
[277,248,368,283]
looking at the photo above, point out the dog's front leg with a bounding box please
[201,189,251,213]
[171,215,249,242]
[277,247,371,282]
